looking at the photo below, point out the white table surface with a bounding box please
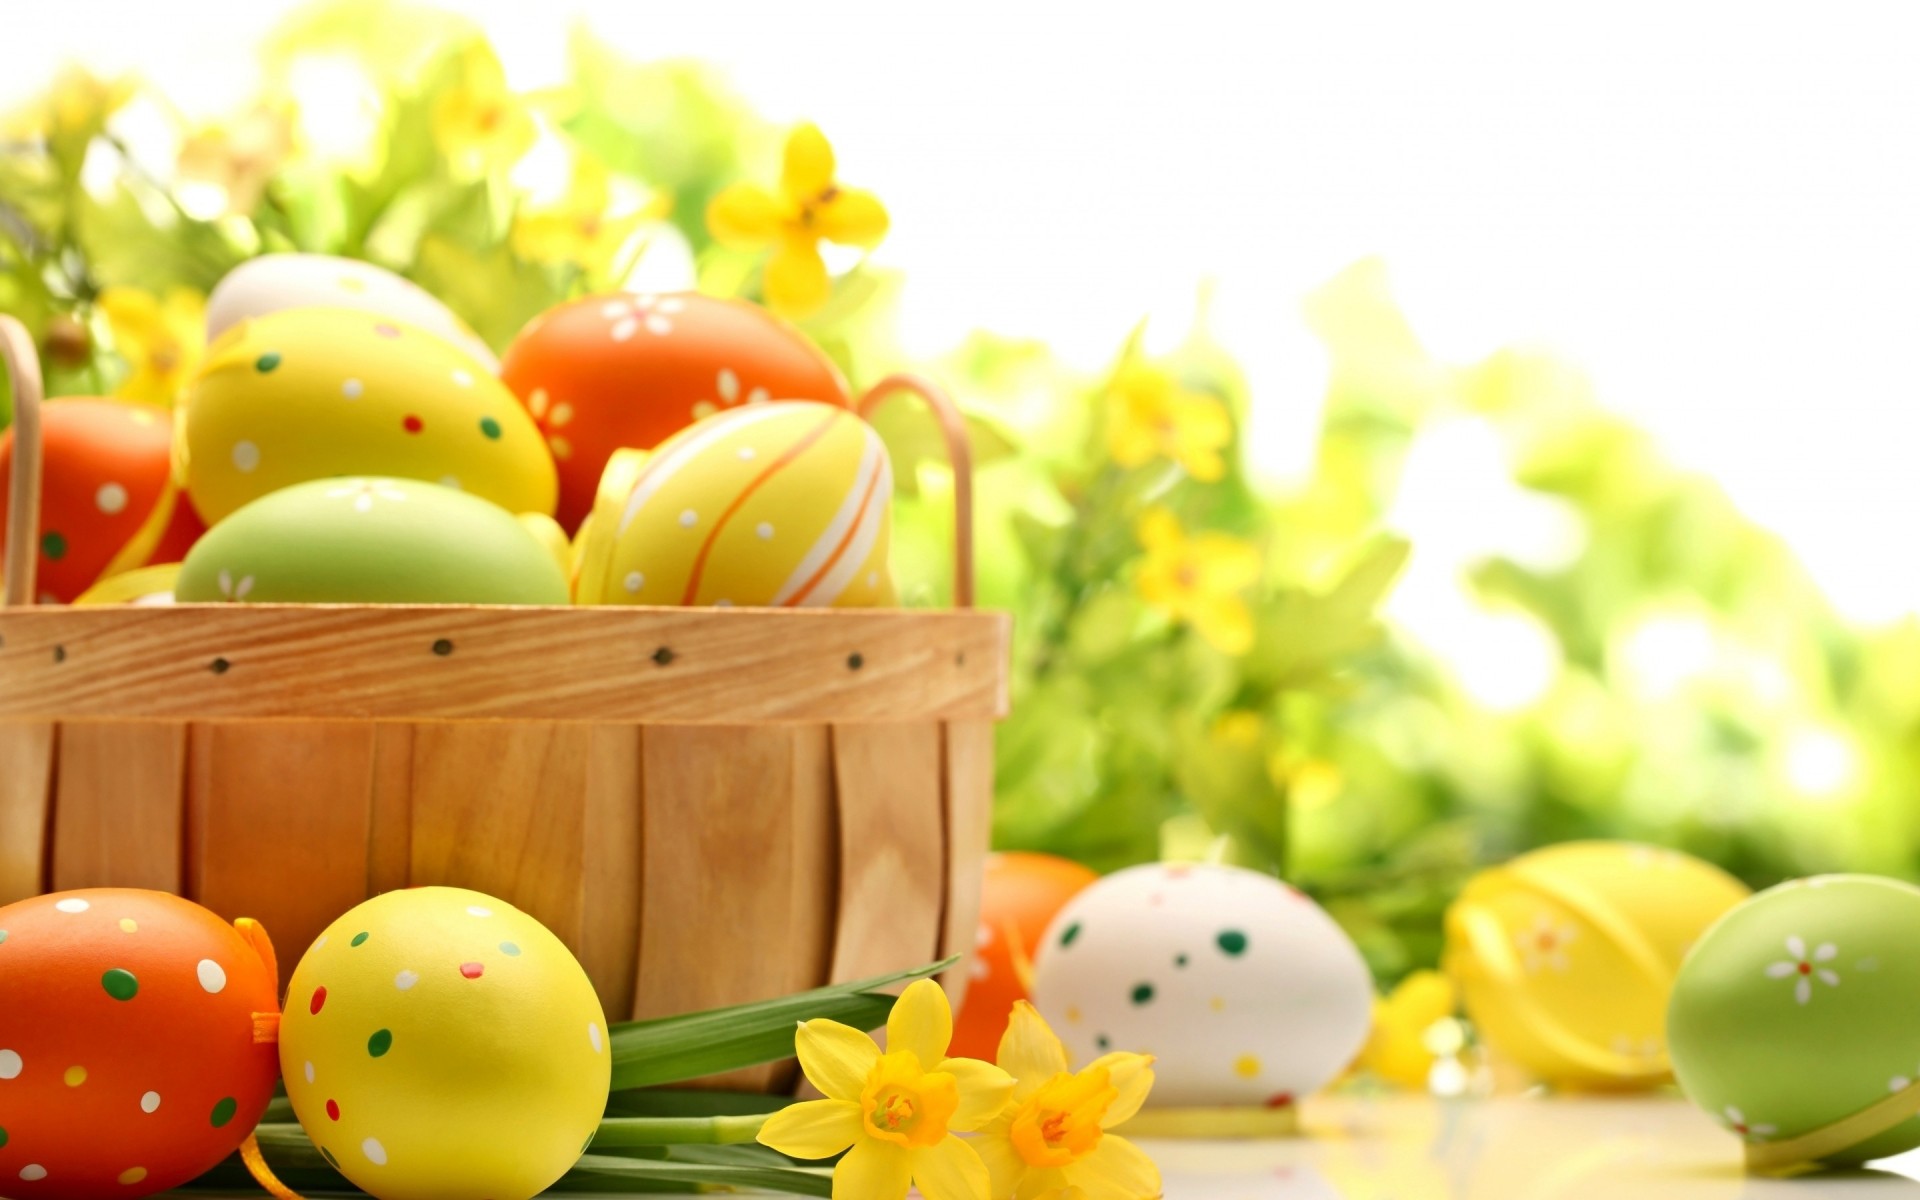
[169,1094,1920,1197]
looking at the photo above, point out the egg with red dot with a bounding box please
[0,889,280,1197]
[279,887,609,1200]
[402,415,424,435]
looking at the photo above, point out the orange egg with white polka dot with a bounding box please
[0,398,194,604]
[950,853,1100,1061]
[0,889,281,1197]
[500,292,849,533]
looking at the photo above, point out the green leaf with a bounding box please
[607,957,955,1090]
[605,1088,793,1118]
[570,1154,832,1198]
[867,393,1019,497]
[1243,534,1410,692]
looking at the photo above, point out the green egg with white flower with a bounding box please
[1669,875,1920,1169]
[176,477,569,605]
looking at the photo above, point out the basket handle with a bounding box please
[1,314,43,609]
[856,373,975,609]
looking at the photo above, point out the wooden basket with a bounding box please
[0,315,1008,1090]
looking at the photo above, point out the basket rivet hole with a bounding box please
[432,639,454,657]
[209,657,231,675]
[652,646,675,667]
[847,652,865,671]
[52,645,66,664]
[955,651,966,667]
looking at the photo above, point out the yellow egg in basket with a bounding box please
[1443,840,1750,1089]
[574,400,896,608]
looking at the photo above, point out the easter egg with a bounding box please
[574,400,896,608]
[0,889,281,1197]
[1670,875,1920,1169]
[207,253,499,369]
[278,887,610,1200]
[175,477,569,605]
[501,292,849,531]
[73,563,181,606]
[1030,863,1374,1123]
[0,398,187,603]
[1443,841,1750,1089]
[950,852,1100,1060]
[180,307,555,526]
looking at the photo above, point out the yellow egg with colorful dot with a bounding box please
[179,308,556,526]
[277,887,609,1200]
[573,400,895,608]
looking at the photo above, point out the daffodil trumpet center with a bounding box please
[1009,1066,1118,1169]
[858,1051,959,1149]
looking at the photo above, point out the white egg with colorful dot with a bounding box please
[207,253,499,369]
[1030,863,1374,1121]
[278,887,610,1200]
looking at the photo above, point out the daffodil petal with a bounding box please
[1016,1168,1072,1200]
[707,183,786,248]
[765,236,831,316]
[1194,595,1255,655]
[756,1098,862,1161]
[815,187,889,249]
[970,1117,1025,1199]
[909,1135,990,1200]
[781,121,837,205]
[1178,444,1228,482]
[1061,1133,1161,1198]
[1135,509,1183,554]
[1086,1052,1156,1128]
[998,1001,1072,1100]
[886,978,955,1067]
[834,1138,912,1200]
[1195,538,1262,591]
[937,1055,1017,1131]
[795,1018,881,1102]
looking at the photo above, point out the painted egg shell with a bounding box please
[1670,875,1920,1166]
[180,307,555,526]
[73,563,181,607]
[501,292,849,531]
[175,477,569,605]
[574,400,896,608]
[0,398,180,603]
[0,889,280,1198]
[950,852,1099,1061]
[279,887,610,1200]
[207,253,499,370]
[1443,841,1749,1089]
[1030,863,1374,1110]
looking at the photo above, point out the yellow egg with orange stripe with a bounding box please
[575,401,896,608]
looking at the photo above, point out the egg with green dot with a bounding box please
[278,886,610,1200]
[1669,875,1920,1172]
[175,477,568,605]
[180,306,553,526]
[1029,862,1372,1131]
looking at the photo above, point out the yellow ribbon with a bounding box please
[1745,1076,1920,1173]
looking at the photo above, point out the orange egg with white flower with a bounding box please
[499,292,849,533]
[574,400,894,609]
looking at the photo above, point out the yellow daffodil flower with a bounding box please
[1353,970,1458,1089]
[707,122,889,317]
[98,287,205,407]
[757,978,1015,1200]
[432,42,534,173]
[972,1001,1161,1200]
[512,158,670,275]
[1105,361,1232,481]
[1134,508,1261,655]
[4,65,135,143]
[176,102,295,218]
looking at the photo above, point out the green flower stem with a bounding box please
[591,1115,768,1147]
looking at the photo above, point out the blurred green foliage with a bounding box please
[5,2,1909,986]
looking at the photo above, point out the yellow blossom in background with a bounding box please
[707,122,889,317]
[1135,508,1261,654]
[98,288,205,407]
[432,41,534,173]
[3,65,136,143]
[756,979,1014,1200]
[972,1001,1161,1200]
[1353,970,1458,1089]
[1105,360,1232,481]
[512,157,670,276]
[176,102,295,218]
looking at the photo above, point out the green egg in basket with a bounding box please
[1669,874,1920,1172]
